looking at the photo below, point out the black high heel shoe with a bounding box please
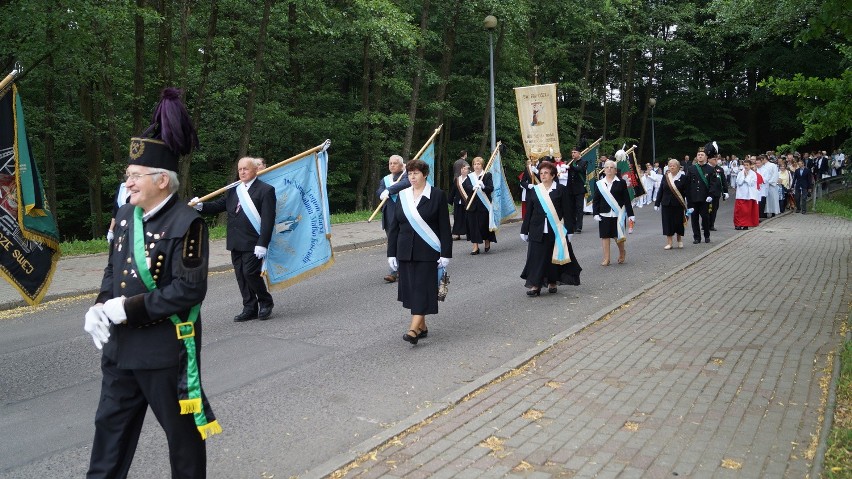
[484,242,491,253]
[470,249,480,255]
[526,288,541,297]
[403,330,419,345]
[417,328,428,339]
[548,285,558,294]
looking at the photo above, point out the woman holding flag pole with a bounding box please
[519,160,582,296]
[593,160,635,266]
[463,156,497,255]
[387,159,452,345]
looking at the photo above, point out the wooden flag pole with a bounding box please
[189,139,330,205]
[0,68,21,93]
[367,124,443,223]
[465,142,502,211]
[578,137,603,159]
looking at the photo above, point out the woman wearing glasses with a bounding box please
[593,160,635,265]
[520,161,582,296]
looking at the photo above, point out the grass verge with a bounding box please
[820,188,852,478]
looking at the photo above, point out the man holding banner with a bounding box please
[377,154,410,282]
[564,146,588,234]
[194,157,276,321]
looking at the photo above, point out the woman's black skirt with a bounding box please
[661,205,685,236]
[598,216,618,239]
[520,232,582,287]
[398,260,439,315]
[466,207,497,244]
[451,203,467,236]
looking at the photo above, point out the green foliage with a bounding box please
[824,340,852,478]
[815,189,852,220]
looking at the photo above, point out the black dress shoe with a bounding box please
[693,239,701,244]
[233,311,257,322]
[403,330,419,345]
[526,288,541,297]
[709,227,717,231]
[470,250,480,255]
[704,237,710,243]
[576,229,582,234]
[547,286,558,294]
[258,306,273,321]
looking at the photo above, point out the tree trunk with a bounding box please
[237,0,273,158]
[133,0,145,134]
[354,38,372,211]
[600,44,609,144]
[575,39,594,145]
[638,47,656,165]
[401,0,430,160]
[618,49,636,139]
[156,0,174,89]
[43,16,57,214]
[185,0,218,197]
[287,2,300,86]
[80,83,104,238]
[368,59,385,209]
[433,0,460,190]
[177,0,194,198]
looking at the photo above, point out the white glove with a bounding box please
[437,257,450,268]
[388,257,398,270]
[594,215,601,222]
[473,180,482,190]
[706,196,713,203]
[723,192,729,200]
[628,216,635,222]
[379,190,390,201]
[190,197,203,211]
[686,208,694,216]
[567,234,573,242]
[83,306,110,350]
[254,245,267,259]
[520,233,529,242]
[102,296,128,325]
[530,166,539,174]
[106,230,114,243]
[654,206,659,211]
[527,184,535,190]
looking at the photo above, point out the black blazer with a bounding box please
[684,163,721,202]
[462,172,494,212]
[592,178,635,217]
[387,186,452,262]
[447,178,468,207]
[655,173,688,208]
[565,159,588,195]
[200,178,277,251]
[792,167,813,190]
[521,183,570,242]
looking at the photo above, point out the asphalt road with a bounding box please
[0,200,738,478]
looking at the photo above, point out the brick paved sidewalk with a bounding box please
[321,213,850,478]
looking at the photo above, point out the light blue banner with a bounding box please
[489,151,517,229]
[258,150,333,289]
[421,142,435,186]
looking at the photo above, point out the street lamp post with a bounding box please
[484,15,497,152]
[648,97,657,165]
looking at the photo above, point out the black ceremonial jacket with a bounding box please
[684,162,721,203]
[200,178,276,252]
[97,196,209,370]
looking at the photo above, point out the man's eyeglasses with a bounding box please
[124,172,161,182]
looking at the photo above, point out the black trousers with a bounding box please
[795,188,808,213]
[709,196,720,228]
[232,250,273,313]
[566,193,585,233]
[689,201,711,240]
[88,357,206,479]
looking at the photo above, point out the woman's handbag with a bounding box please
[437,269,450,301]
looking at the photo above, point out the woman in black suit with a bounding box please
[447,158,469,241]
[387,159,453,345]
[654,159,688,249]
[592,160,635,265]
[463,156,497,254]
[520,161,582,296]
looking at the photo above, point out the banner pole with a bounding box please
[367,125,443,223]
[0,68,21,93]
[189,139,330,205]
[465,142,501,211]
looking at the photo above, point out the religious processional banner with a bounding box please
[617,149,646,200]
[583,143,601,210]
[489,150,517,230]
[258,149,333,290]
[421,141,436,186]
[0,84,61,305]
[514,83,561,160]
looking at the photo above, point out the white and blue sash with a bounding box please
[399,188,440,253]
[235,183,262,235]
[116,183,128,208]
[596,178,627,243]
[532,184,571,264]
[467,172,496,230]
[383,174,400,202]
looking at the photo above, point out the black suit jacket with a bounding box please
[792,167,813,190]
[387,186,453,262]
[565,159,588,195]
[521,183,570,242]
[684,163,721,203]
[200,178,276,251]
[655,173,688,207]
[592,178,635,217]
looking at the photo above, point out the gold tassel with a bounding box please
[198,420,223,440]
[179,398,202,414]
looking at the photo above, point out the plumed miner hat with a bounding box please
[128,88,199,172]
[700,141,719,158]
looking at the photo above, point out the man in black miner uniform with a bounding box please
[708,154,730,231]
[194,157,276,321]
[83,88,219,479]
[564,146,588,234]
[684,142,721,244]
